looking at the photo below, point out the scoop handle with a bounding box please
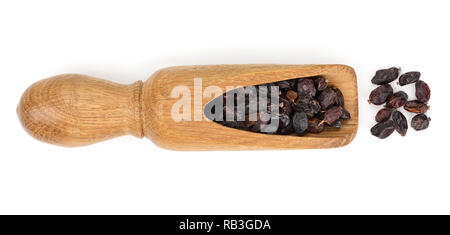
[17,74,143,147]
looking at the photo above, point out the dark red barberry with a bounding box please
[415,80,430,103]
[371,67,400,85]
[399,71,420,86]
[371,120,395,139]
[386,91,408,108]
[411,114,431,131]
[404,100,429,114]
[392,111,408,136]
[368,84,393,105]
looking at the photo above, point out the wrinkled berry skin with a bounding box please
[307,118,324,133]
[386,91,408,108]
[278,114,291,129]
[314,77,328,91]
[322,106,343,125]
[332,87,345,106]
[329,120,342,128]
[285,90,298,103]
[318,88,337,109]
[293,112,308,135]
[275,80,291,90]
[292,97,321,118]
[371,120,395,139]
[404,100,429,114]
[369,84,393,105]
[399,71,421,86]
[392,111,408,136]
[279,97,292,115]
[371,67,400,85]
[375,108,393,123]
[297,79,316,98]
[415,80,430,103]
[340,107,351,120]
[277,114,294,135]
[411,114,431,131]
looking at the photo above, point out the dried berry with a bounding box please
[322,106,343,125]
[404,100,429,114]
[307,118,324,133]
[292,97,321,118]
[399,71,420,86]
[279,98,292,115]
[329,120,342,128]
[285,90,298,103]
[332,87,345,106]
[371,67,400,85]
[411,114,431,131]
[371,120,395,139]
[278,123,294,135]
[368,84,393,105]
[392,111,408,136]
[297,79,316,97]
[317,88,337,109]
[386,91,408,108]
[415,80,430,103]
[277,113,294,135]
[286,79,297,90]
[293,112,308,135]
[375,108,393,123]
[314,77,328,91]
[340,107,351,120]
[275,80,291,90]
[278,114,290,129]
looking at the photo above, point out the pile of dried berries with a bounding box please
[369,67,431,139]
[207,76,350,135]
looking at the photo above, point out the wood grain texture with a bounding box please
[17,74,143,147]
[18,64,358,149]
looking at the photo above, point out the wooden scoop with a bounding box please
[17,64,358,150]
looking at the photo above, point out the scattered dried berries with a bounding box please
[371,67,400,85]
[399,71,420,86]
[370,67,431,139]
[206,75,351,136]
[411,114,431,131]
[368,84,393,105]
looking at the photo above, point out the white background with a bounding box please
[0,0,448,214]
